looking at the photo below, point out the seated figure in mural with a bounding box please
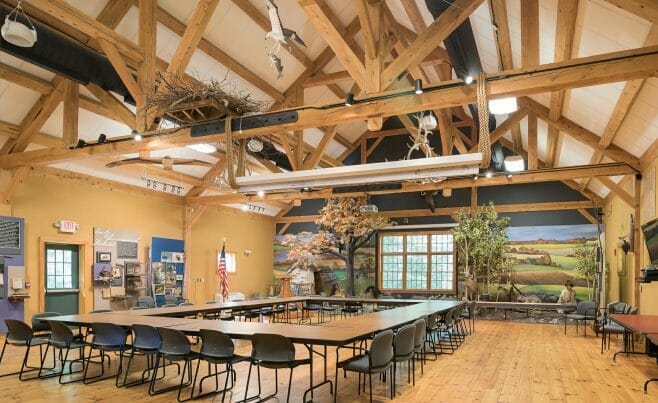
[558,280,577,304]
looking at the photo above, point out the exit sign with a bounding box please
[56,220,79,233]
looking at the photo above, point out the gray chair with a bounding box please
[31,312,61,337]
[39,320,89,384]
[334,330,394,403]
[243,333,312,403]
[137,296,156,308]
[192,329,248,401]
[164,295,179,306]
[565,300,597,336]
[83,322,130,385]
[392,324,416,396]
[149,327,199,402]
[130,306,148,310]
[413,318,429,371]
[120,324,169,388]
[0,319,53,380]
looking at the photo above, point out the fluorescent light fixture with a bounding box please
[187,143,217,153]
[504,155,525,172]
[235,153,482,193]
[488,97,518,115]
[464,75,474,84]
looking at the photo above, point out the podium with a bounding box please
[278,275,294,298]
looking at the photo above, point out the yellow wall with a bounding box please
[603,156,658,312]
[6,173,274,321]
[189,206,275,302]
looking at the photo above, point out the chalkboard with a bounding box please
[0,217,21,253]
[116,241,138,259]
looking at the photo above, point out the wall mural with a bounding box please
[273,234,376,296]
[505,224,600,302]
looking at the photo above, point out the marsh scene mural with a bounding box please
[505,224,600,302]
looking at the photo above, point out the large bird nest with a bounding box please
[144,72,266,125]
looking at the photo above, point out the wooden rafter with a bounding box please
[467,108,529,152]
[2,45,658,169]
[527,112,538,170]
[62,79,79,147]
[303,126,338,170]
[86,83,136,128]
[604,0,658,25]
[98,38,144,106]
[1,166,31,205]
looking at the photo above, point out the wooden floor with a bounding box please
[1,319,657,402]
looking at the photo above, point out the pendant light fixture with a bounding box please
[1,0,37,48]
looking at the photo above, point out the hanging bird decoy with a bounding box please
[265,0,307,55]
[420,190,438,213]
[268,51,283,78]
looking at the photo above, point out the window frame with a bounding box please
[377,230,456,294]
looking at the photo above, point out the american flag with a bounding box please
[217,244,229,300]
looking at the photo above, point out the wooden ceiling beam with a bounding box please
[0,120,60,148]
[522,97,641,170]
[151,2,284,102]
[137,0,157,132]
[86,84,136,128]
[380,0,484,89]
[166,0,219,78]
[62,80,79,148]
[274,200,601,223]
[1,166,31,205]
[527,112,538,170]
[98,38,144,106]
[300,0,366,87]
[604,0,658,25]
[3,45,658,169]
[594,176,634,207]
[468,107,529,152]
[303,126,338,170]
[546,0,579,167]
[187,162,632,205]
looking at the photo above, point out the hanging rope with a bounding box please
[476,71,491,168]
[224,116,247,190]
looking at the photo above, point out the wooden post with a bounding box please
[633,174,641,308]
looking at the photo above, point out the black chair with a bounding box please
[461,301,477,334]
[392,324,416,396]
[565,300,597,336]
[30,312,61,337]
[413,318,429,372]
[0,319,53,380]
[39,320,88,384]
[302,302,321,324]
[335,329,394,403]
[83,322,130,385]
[437,309,459,353]
[120,324,171,388]
[149,327,199,402]
[243,333,312,403]
[341,301,363,318]
[192,329,248,401]
[179,302,194,306]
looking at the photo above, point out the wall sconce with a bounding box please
[243,249,252,256]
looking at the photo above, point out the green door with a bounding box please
[44,244,79,315]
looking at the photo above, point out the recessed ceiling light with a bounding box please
[257,190,265,197]
[504,155,525,172]
[464,75,474,84]
[489,97,518,115]
[187,143,217,153]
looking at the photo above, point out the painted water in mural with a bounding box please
[273,234,376,295]
[505,224,600,301]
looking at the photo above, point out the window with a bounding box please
[46,248,74,289]
[378,231,455,293]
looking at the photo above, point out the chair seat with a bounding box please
[255,357,311,370]
[340,355,389,374]
[566,314,586,320]
[202,353,249,365]
[7,336,49,347]
[161,351,200,361]
[601,324,625,333]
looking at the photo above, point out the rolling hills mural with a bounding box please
[506,224,600,301]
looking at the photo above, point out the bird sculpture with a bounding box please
[265,0,306,77]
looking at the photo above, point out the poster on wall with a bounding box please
[505,224,600,302]
[0,217,21,255]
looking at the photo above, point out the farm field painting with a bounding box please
[506,224,600,301]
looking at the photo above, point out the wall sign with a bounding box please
[0,217,21,253]
[54,220,79,234]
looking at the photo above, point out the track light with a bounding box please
[345,92,354,106]
[485,171,493,178]
[414,79,423,95]
[257,190,265,197]
[464,75,474,84]
[473,175,479,181]
[76,139,86,149]
[97,133,107,144]
[131,129,142,141]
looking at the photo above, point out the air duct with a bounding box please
[0,2,133,103]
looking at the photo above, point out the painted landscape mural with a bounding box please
[506,224,600,301]
[273,234,376,296]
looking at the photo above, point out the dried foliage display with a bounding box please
[144,72,266,125]
[284,197,388,296]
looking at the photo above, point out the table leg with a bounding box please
[302,344,333,402]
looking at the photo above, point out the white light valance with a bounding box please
[488,97,518,115]
[235,153,483,193]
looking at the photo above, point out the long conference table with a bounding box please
[47,296,462,400]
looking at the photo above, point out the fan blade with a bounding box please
[105,158,159,168]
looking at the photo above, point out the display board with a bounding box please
[0,217,22,255]
[151,237,185,306]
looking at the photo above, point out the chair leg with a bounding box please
[369,373,373,403]
[286,368,294,403]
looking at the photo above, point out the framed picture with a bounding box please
[218,251,237,273]
[97,252,111,262]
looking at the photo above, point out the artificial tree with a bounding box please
[284,197,388,296]
[453,203,512,296]
[574,243,597,300]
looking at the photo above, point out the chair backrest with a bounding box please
[468,300,476,316]
[426,313,438,330]
[130,306,148,310]
[443,309,454,325]
[576,301,596,315]
[164,295,178,305]
[4,319,34,344]
[90,309,112,313]
[90,322,128,346]
[628,306,639,315]
[132,324,161,350]
[393,324,416,358]
[47,320,76,346]
[162,303,177,308]
[138,296,155,308]
[204,301,218,305]
[178,302,193,306]
[368,330,394,370]
[199,329,235,358]
[31,312,61,332]
[251,333,295,362]
[157,327,192,356]
[413,318,427,349]
[227,292,246,302]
